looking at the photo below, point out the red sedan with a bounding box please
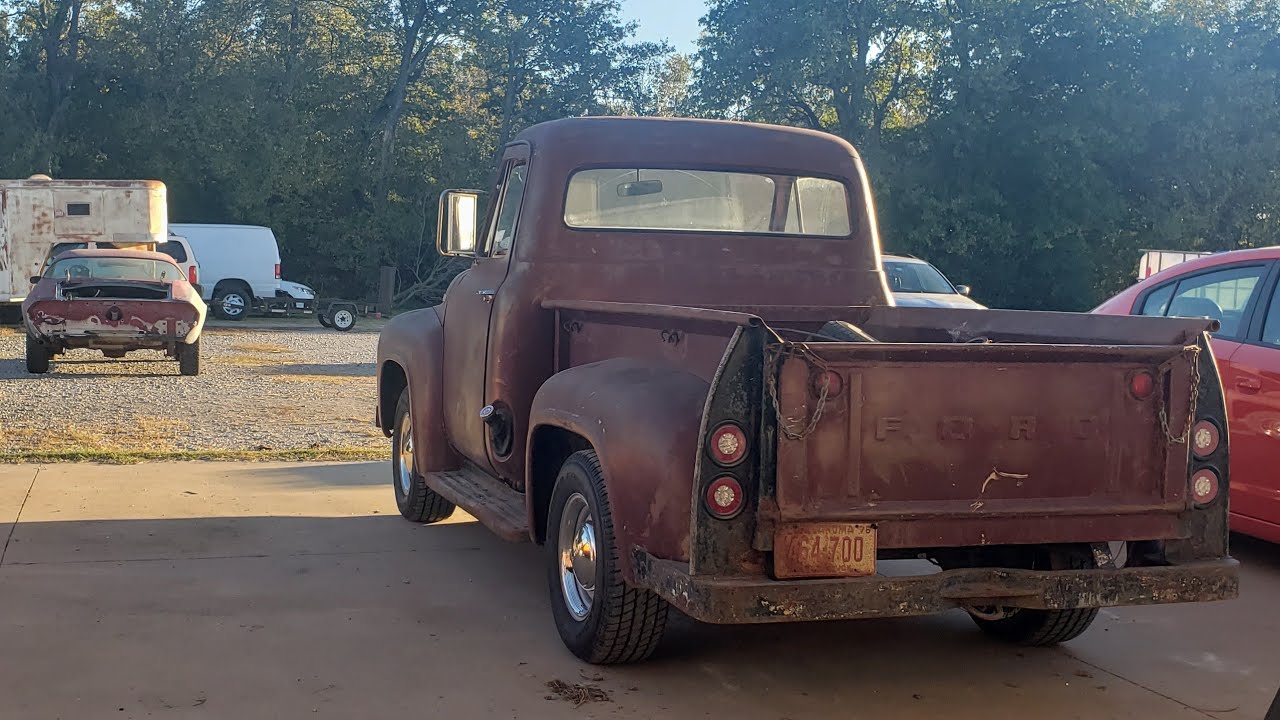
[1094,247,1280,543]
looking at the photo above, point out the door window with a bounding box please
[1142,265,1266,340]
[489,164,527,257]
[1261,281,1280,347]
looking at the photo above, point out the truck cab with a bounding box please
[376,117,1237,664]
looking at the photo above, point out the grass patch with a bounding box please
[229,342,295,354]
[1,446,384,465]
[1,417,190,453]
[219,354,287,367]
[273,374,372,385]
[0,325,19,336]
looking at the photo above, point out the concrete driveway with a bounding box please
[1,462,1277,719]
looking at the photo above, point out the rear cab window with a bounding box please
[564,168,851,237]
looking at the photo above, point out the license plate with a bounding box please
[295,302,305,309]
[773,523,876,579]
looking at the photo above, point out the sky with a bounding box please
[620,0,707,55]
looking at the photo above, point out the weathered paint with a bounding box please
[0,178,167,303]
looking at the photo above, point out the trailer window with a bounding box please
[46,257,183,282]
[564,169,851,237]
[66,202,92,216]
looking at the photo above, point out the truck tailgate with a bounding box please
[771,342,1199,548]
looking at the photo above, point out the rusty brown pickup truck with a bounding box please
[376,117,1238,664]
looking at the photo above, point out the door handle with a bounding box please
[1237,376,1262,393]
[477,289,495,303]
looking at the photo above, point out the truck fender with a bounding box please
[526,358,709,578]
[376,307,461,473]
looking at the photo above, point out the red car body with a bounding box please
[1095,247,1280,543]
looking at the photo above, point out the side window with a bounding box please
[489,164,528,257]
[1261,282,1280,346]
[157,241,188,263]
[1161,265,1266,340]
[1139,283,1175,316]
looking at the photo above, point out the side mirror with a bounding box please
[956,285,972,297]
[437,189,483,257]
[30,276,42,285]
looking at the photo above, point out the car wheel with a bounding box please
[392,388,455,523]
[546,450,669,664]
[25,333,50,374]
[331,308,356,331]
[214,286,252,321]
[178,338,200,376]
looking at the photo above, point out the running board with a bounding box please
[424,466,529,542]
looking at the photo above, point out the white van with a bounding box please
[169,223,281,320]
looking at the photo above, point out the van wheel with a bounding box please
[969,607,1099,646]
[214,285,252,320]
[178,339,200,376]
[547,450,669,664]
[392,388,455,523]
[25,333,50,374]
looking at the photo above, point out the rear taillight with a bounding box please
[709,423,747,466]
[705,476,745,519]
[188,266,198,285]
[274,263,281,279]
[1191,468,1220,505]
[1130,370,1155,399]
[1192,420,1220,458]
[810,370,843,397]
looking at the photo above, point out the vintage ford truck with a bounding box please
[376,117,1238,664]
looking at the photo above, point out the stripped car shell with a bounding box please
[23,249,206,369]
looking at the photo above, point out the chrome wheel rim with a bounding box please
[396,412,414,496]
[333,310,354,328]
[557,492,597,621]
[222,294,246,316]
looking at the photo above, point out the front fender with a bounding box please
[376,307,460,473]
[528,358,709,579]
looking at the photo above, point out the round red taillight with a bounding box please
[705,476,745,519]
[1130,371,1155,400]
[1192,420,1221,458]
[810,370,843,398]
[709,423,748,466]
[1191,468,1220,505]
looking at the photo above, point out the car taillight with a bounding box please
[188,266,198,285]
[1192,420,1221,458]
[1191,468,1220,505]
[274,263,281,279]
[705,476,745,519]
[709,423,747,466]
[1130,370,1155,399]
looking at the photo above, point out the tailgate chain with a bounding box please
[765,343,832,441]
[1159,345,1201,445]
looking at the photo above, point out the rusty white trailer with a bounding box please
[0,176,167,320]
[1137,249,1214,280]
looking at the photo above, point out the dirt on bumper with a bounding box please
[634,552,1239,624]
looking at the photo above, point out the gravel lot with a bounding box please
[0,323,386,455]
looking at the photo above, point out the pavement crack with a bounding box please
[1065,651,1229,718]
[1,467,40,567]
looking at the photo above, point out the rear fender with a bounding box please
[526,358,709,578]
[376,307,461,473]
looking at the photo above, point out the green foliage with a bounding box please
[0,0,663,302]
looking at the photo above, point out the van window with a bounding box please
[565,168,851,237]
[158,241,188,263]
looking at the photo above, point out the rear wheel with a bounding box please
[213,285,252,321]
[546,450,669,664]
[965,547,1100,646]
[178,339,200,376]
[391,388,454,523]
[25,333,50,374]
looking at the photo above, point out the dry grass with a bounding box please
[0,416,191,454]
[0,325,19,336]
[1,446,384,465]
[229,342,295,354]
[219,354,289,367]
[273,374,372,385]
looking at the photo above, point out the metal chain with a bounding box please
[1159,345,1202,445]
[765,343,832,441]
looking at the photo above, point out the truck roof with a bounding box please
[513,117,863,177]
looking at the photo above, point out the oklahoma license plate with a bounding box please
[773,523,877,579]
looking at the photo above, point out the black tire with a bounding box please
[25,333,50,374]
[318,312,332,328]
[819,320,877,342]
[546,450,669,664]
[970,607,1100,647]
[331,307,356,331]
[391,389,455,523]
[213,284,252,321]
[178,338,200,376]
